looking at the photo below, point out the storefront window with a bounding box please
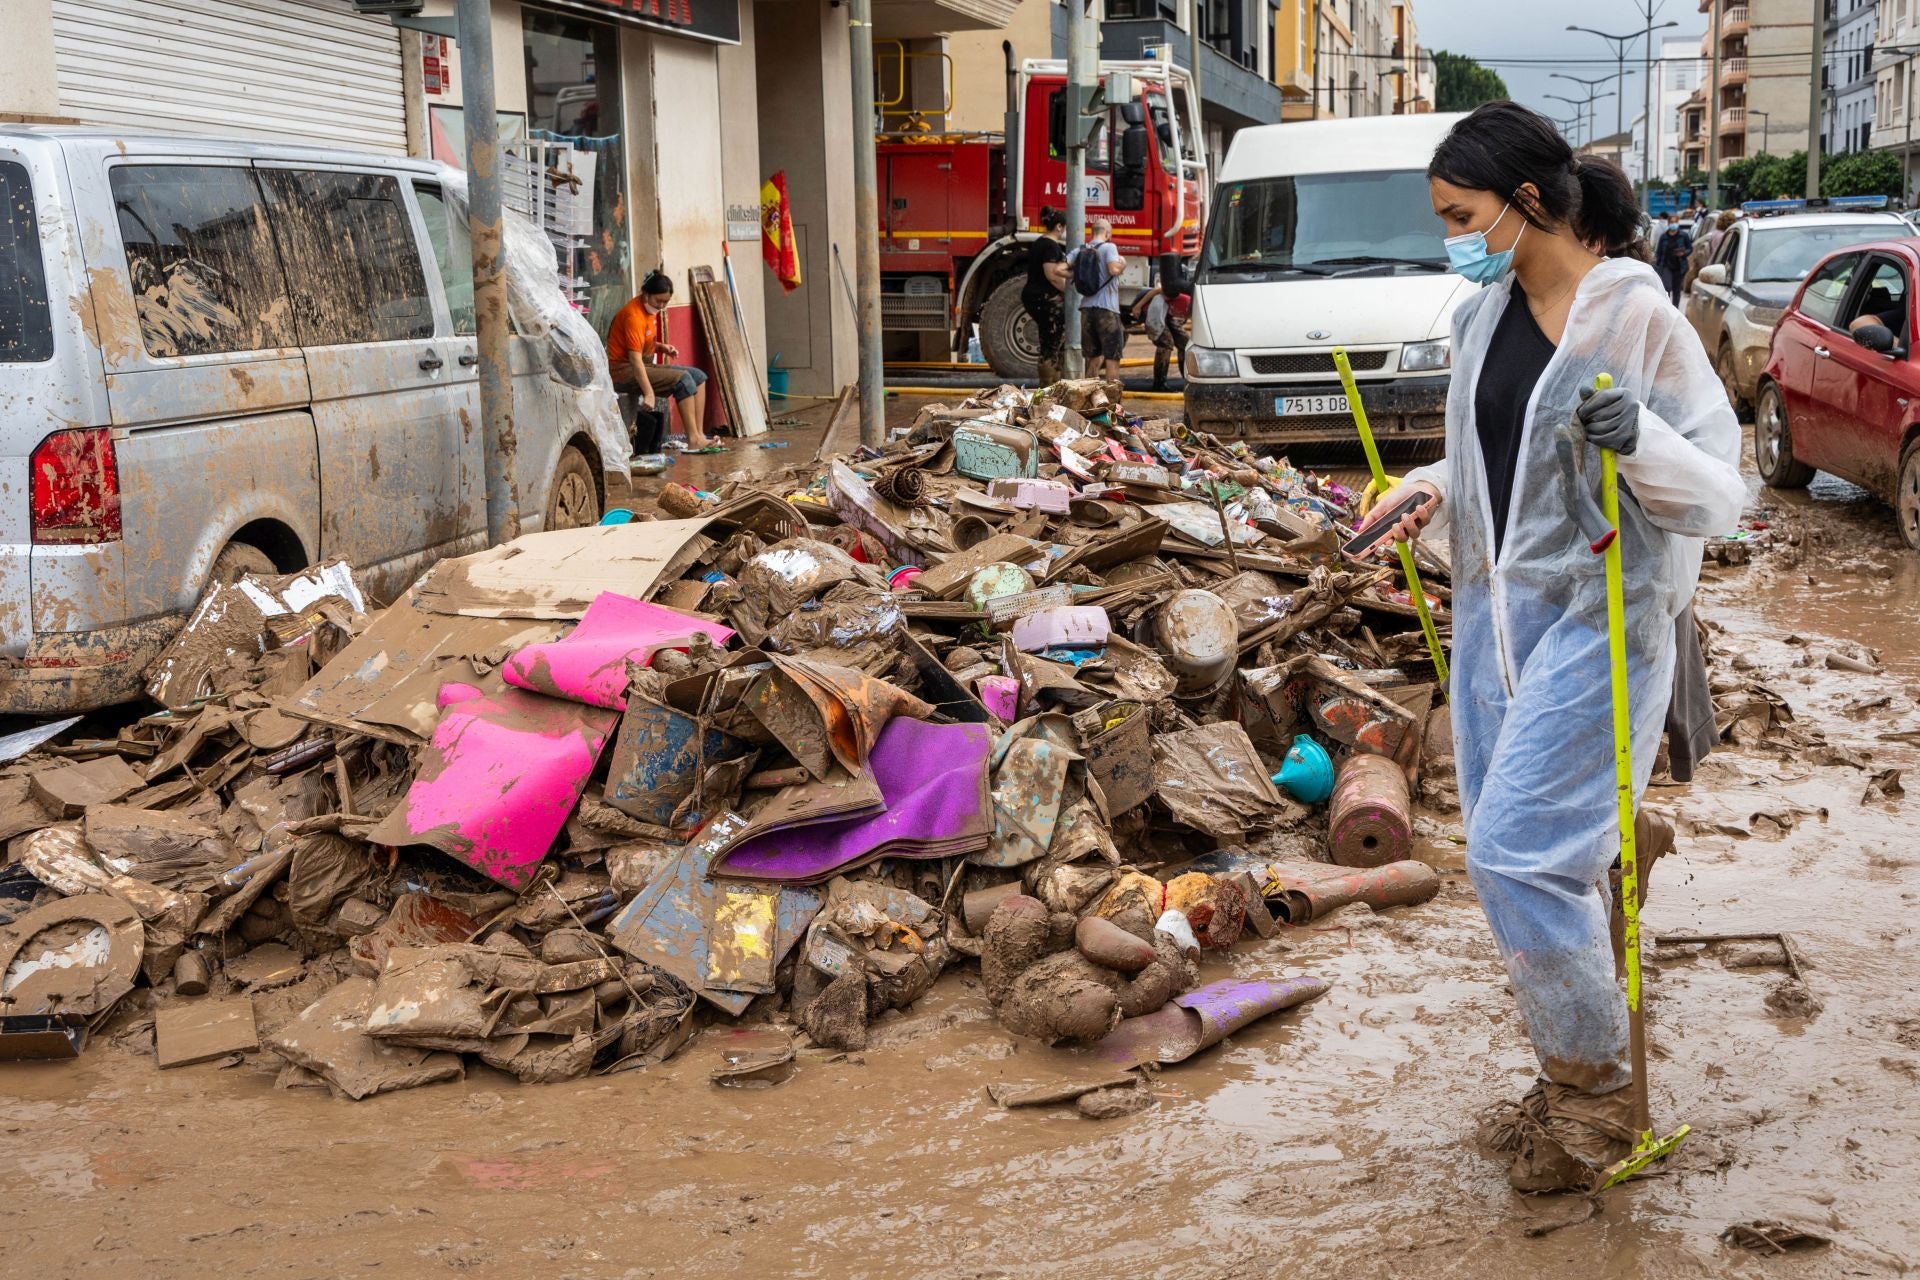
[524,13,629,330]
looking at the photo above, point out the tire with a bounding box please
[1898,442,1920,552]
[210,541,275,586]
[977,276,1041,382]
[545,445,601,531]
[1754,381,1815,489]
[1717,340,1751,420]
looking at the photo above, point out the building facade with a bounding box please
[1698,0,1816,165]
[1825,0,1878,155]
[1872,0,1920,196]
[1630,35,1706,184]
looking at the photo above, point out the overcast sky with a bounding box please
[1418,0,1706,146]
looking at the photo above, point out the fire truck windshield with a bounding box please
[1200,169,1447,279]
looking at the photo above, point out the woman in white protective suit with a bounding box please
[1360,102,1747,1192]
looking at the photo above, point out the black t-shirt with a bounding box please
[1474,285,1557,556]
[1025,238,1067,301]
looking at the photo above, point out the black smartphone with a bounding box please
[1342,489,1433,558]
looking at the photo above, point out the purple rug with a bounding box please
[716,718,993,882]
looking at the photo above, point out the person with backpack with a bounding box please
[1071,218,1127,382]
[1654,219,1693,305]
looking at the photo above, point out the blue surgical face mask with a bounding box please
[1445,203,1524,285]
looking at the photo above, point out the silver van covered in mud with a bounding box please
[0,127,629,712]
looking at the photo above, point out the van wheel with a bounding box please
[210,541,275,587]
[545,445,601,531]
[978,276,1041,382]
[1717,341,1751,420]
[1754,382,1814,489]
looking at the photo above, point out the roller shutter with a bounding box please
[53,0,407,155]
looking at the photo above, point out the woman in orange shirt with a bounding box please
[606,271,717,452]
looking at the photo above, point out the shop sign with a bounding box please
[530,0,740,44]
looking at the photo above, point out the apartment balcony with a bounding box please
[1723,5,1749,38]
[1720,105,1747,134]
[1096,18,1283,128]
[1724,56,1747,84]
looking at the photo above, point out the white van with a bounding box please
[1182,112,1472,456]
[0,127,630,713]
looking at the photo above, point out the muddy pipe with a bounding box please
[1265,860,1440,925]
[457,0,521,547]
[1327,753,1413,868]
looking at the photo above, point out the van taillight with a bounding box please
[31,428,122,544]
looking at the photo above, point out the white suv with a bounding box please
[1688,208,1908,416]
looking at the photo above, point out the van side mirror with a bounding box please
[1697,263,1729,286]
[1854,322,1900,355]
[1120,124,1148,171]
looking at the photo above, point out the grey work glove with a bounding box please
[1575,384,1641,455]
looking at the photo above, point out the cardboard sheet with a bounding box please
[282,591,564,745]
[413,519,719,620]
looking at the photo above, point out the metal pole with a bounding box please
[1188,0,1204,149]
[1908,52,1916,206]
[1064,0,1094,377]
[849,0,884,446]
[1806,0,1823,198]
[1641,13,1653,211]
[456,0,518,547]
[1617,49,1625,142]
[1707,0,1721,208]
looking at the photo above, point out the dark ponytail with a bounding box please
[1039,205,1067,232]
[1570,154,1641,257]
[1429,101,1640,257]
[641,269,674,298]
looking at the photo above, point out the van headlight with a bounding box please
[1185,346,1238,378]
[1400,340,1450,372]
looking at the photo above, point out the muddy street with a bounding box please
[0,400,1911,1279]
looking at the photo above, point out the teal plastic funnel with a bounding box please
[1272,734,1335,805]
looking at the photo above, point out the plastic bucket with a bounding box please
[768,365,789,402]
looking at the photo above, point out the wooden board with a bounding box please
[690,265,769,439]
[155,996,258,1069]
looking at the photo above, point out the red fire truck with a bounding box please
[877,57,1208,379]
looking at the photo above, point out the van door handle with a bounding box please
[458,352,479,367]
[1814,345,1831,359]
[419,351,445,371]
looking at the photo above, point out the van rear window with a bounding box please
[0,160,53,363]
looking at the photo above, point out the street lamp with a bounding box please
[1547,89,1614,149]
[1552,70,1630,151]
[1377,64,1407,116]
[1569,15,1682,213]
[1749,108,1770,158]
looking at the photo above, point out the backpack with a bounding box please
[1071,244,1109,296]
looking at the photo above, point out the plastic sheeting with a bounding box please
[439,170,630,479]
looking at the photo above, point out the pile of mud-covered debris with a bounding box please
[0,380,1460,1100]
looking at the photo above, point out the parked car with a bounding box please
[1687,207,1907,417]
[0,127,629,713]
[1182,112,1473,457]
[1756,237,1920,549]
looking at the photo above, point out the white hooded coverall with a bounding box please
[1407,257,1745,1093]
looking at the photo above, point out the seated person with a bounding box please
[606,271,716,451]
[1848,285,1907,344]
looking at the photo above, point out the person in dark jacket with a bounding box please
[1654,222,1693,305]
[1021,208,1071,385]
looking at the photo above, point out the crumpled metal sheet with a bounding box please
[978,714,1083,868]
[1092,975,1329,1068]
[1151,722,1284,839]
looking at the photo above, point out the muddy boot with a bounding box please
[1610,807,1677,974]
[1507,1082,1636,1194]
[1036,356,1062,387]
[1152,344,1172,392]
[1476,1080,1549,1159]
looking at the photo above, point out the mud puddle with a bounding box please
[3,419,1918,1279]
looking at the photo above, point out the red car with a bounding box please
[1758,237,1920,548]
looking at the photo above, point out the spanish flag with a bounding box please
[761,171,802,293]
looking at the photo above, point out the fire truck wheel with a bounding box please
[978,276,1041,382]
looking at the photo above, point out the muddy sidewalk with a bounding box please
[2,416,1918,1279]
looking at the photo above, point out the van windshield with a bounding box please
[1,160,53,363]
[1200,170,1446,279]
